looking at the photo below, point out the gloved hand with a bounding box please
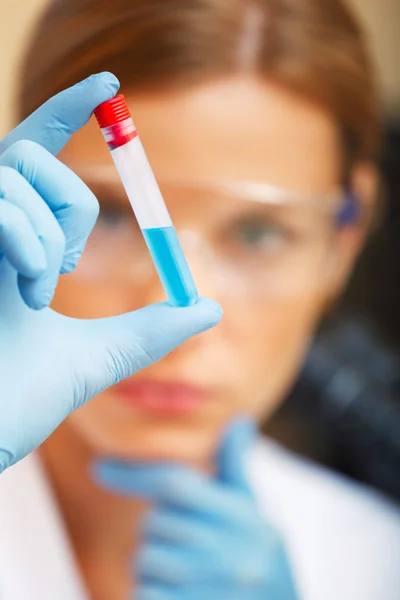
[0,72,222,474]
[94,420,300,600]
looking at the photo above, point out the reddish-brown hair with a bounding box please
[19,0,380,169]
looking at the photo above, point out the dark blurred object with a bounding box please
[344,120,400,345]
[286,315,400,502]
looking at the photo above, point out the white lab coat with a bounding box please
[0,438,399,600]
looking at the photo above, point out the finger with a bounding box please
[138,531,288,596]
[0,72,119,157]
[136,586,226,600]
[1,141,99,273]
[93,462,208,506]
[216,418,256,495]
[0,201,47,278]
[142,508,215,547]
[93,453,250,523]
[136,544,224,586]
[0,166,65,309]
[136,543,243,588]
[136,544,195,585]
[136,586,170,600]
[74,298,223,404]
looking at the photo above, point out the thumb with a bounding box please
[69,297,223,404]
[0,72,119,157]
[217,418,256,494]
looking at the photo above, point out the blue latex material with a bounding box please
[336,190,360,226]
[143,226,198,307]
[0,73,222,473]
[94,419,300,600]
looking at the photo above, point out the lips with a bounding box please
[112,379,206,414]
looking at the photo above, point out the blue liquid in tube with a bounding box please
[142,226,198,307]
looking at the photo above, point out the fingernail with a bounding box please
[29,296,50,311]
[30,284,56,310]
[205,298,223,317]
[194,297,223,326]
[32,290,54,311]
[97,71,120,91]
[60,252,81,274]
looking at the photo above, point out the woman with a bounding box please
[1,0,400,598]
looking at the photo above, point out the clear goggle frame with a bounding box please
[70,170,360,302]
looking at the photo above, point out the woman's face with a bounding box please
[56,76,355,464]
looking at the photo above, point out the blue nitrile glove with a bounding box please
[0,73,222,474]
[94,420,300,600]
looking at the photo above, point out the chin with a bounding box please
[70,410,224,468]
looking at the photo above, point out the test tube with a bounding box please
[93,95,198,307]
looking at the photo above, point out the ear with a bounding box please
[324,161,379,299]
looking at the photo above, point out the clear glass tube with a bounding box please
[94,96,198,307]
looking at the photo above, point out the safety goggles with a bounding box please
[69,168,359,302]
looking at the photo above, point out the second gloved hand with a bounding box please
[94,420,300,600]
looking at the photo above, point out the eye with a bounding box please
[228,217,288,253]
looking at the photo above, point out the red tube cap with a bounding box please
[94,94,131,129]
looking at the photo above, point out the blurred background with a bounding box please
[3,0,399,126]
[1,0,399,500]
